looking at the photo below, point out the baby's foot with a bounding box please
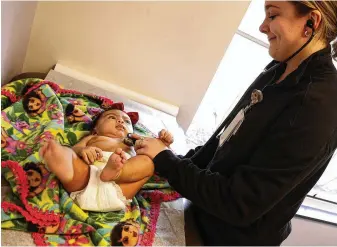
[40,140,74,183]
[100,148,127,182]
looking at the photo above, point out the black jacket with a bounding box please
[153,47,337,245]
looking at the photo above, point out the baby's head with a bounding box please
[92,104,138,138]
[110,219,140,246]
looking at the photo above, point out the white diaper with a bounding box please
[70,151,131,212]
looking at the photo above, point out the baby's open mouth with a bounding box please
[116,125,125,130]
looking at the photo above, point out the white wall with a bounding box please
[283,217,337,246]
[23,2,250,130]
[1,1,37,85]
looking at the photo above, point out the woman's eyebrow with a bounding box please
[265,4,280,11]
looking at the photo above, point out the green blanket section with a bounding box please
[1,79,179,246]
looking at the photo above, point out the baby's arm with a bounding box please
[73,135,103,164]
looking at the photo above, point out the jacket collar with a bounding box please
[265,46,333,89]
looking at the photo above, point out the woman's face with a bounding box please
[259,1,310,62]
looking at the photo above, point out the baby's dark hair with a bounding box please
[23,92,41,113]
[90,110,105,130]
[110,222,125,246]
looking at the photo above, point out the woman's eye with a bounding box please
[269,15,277,20]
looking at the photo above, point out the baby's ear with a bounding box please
[92,128,97,135]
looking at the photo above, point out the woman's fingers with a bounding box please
[134,139,145,150]
[136,147,147,155]
[129,133,146,141]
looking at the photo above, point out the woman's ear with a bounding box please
[310,10,322,31]
[92,128,97,135]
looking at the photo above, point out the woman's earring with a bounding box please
[304,30,310,37]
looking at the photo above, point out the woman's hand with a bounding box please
[130,134,168,159]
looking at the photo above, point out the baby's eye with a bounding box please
[108,116,116,119]
[125,120,131,124]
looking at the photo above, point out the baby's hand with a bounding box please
[158,129,174,147]
[79,146,103,164]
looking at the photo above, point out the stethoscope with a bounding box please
[203,19,316,148]
[123,20,316,149]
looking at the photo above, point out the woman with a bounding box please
[133,1,337,245]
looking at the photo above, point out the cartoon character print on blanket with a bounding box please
[65,104,92,124]
[22,89,47,117]
[23,162,50,198]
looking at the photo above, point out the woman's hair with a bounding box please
[290,1,337,61]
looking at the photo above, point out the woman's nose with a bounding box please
[259,19,269,34]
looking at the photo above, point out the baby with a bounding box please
[40,107,173,212]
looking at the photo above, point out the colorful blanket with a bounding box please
[1,79,180,246]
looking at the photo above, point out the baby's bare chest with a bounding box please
[87,136,134,155]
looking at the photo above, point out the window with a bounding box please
[185,33,270,149]
[186,0,337,224]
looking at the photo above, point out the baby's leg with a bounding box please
[100,154,154,183]
[119,177,150,199]
[40,140,90,192]
[40,140,74,183]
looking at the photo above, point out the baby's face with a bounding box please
[95,110,133,138]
